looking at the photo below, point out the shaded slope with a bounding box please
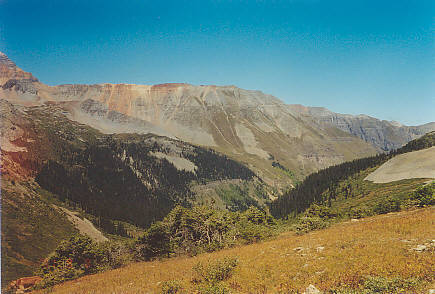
[1,181,77,284]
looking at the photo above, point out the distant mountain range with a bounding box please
[291,105,435,151]
[3,52,432,188]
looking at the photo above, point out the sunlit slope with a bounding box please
[39,207,435,294]
[365,146,435,183]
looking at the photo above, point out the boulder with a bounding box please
[303,284,321,294]
[316,246,325,253]
[412,245,427,252]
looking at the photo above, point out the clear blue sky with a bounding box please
[1,0,434,125]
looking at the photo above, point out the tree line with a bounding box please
[269,131,435,219]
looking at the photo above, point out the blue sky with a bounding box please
[1,0,434,125]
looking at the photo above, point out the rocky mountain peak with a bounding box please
[0,52,16,69]
[0,52,38,84]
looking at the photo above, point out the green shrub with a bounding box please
[100,241,135,269]
[198,283,231,294]
[348,206,372,219]
[363,276,419,293]
[160,280,183,294]
[41,235,105,273]
[304,204,337,219]
[136,221,171,260]
[193,257,238,285]
[37,235,135,289]
[373,197,401,214]
[136,205,276,260]
[410,182,435,207]
[234,219,269,244]
[292,204,336,234]
[36,265,84,289]
[242,206,276,225]
[363,276,391,292]
[294,216,329,234]
[37,235,107,288]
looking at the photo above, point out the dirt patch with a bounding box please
[55,206,108,242]
[234,123,269,159]
[150,151,197,173]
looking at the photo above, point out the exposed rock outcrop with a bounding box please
[0,52,38,84]
[288,105,435,152]
[303,284,321,294]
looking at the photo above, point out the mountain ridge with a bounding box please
[1,52,433,188]
[288,104,435,151]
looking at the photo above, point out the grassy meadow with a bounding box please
[35,207,434,293]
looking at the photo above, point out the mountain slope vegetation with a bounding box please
[3,101,260,227]
[25,133,435,293]
[1,181,77,284]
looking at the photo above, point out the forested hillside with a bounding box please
[1,101,265,285]
[24,106,258,228]
[270,131,435,218]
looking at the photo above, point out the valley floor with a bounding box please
[36,207,434,293]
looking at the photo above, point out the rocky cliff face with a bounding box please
[0,52,38,84]
[287,105,435,151]
[1,52,432,187]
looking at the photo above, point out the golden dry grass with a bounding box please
[36,207,435,294]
